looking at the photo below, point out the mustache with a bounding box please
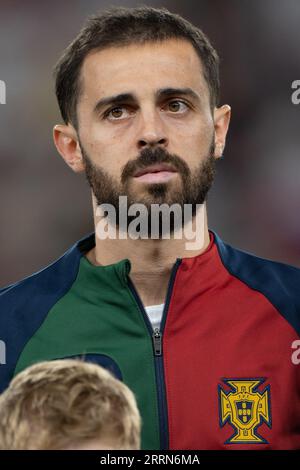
[120,147,190,184]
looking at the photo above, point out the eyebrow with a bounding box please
[93,87,201,115]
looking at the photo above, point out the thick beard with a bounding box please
[81,140,216,236]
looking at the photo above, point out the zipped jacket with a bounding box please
[0,230,300,449]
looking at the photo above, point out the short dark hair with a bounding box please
[54,5,220,129]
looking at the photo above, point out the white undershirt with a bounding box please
[144,303,165,331]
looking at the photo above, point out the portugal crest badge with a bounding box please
[218,378,271,444]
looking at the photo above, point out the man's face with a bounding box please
[76,39,217,223]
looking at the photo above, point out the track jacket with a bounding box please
[0,230,300,449]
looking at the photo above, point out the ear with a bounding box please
[53,123,85,173]
[213,105,231,159]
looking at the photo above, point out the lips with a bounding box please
[133,164,177,178]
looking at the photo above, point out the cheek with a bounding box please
[170,119,214,154]
[165,110,213,138]
[84,138,127,178]
[84,119,132,156]
[170,121,214,169]
[81,125,115,158]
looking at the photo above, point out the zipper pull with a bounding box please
[152,328,162,356]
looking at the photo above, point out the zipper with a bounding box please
[126,258,182,450]
[152,328,162,356]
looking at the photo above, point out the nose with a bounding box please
[136,109,169,150]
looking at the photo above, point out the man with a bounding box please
[0,6,299,450]
[0,359,141,450]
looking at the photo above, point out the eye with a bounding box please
[104,106,131,120]
[166,100,189,113]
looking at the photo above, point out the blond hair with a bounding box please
[0,359,141,450]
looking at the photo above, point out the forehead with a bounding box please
[79,38,208,101]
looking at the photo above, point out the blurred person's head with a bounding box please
[53,6,230,223]
[0,359,141,450]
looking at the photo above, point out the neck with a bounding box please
[86,196,210,306]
